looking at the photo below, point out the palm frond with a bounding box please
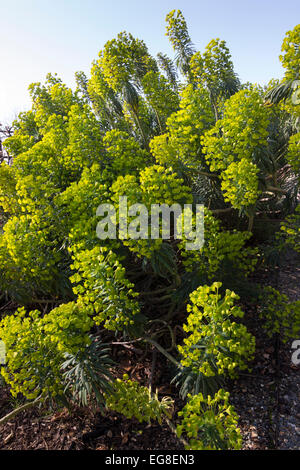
[157,53,178,88]
[122,81,140,114]
[61,337,114,409]
[172,366,222,399]
[265,79,295,105]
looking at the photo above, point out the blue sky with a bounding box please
[0,0,299,123]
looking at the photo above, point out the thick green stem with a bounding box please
[266,185,288,195]
[144,337,181,368]
[0,395,43,426]
[164,416,190,448]
[141,287,174,296]
[154,108,164,134]
[132,110,149,150]
[247,215,254,232]
[211,207,234,215]
[192,169,219,179]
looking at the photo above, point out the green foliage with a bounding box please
[264,24,299,129]
[177,389,242,450]
[0,212,65,301]
[200,88,272,211]
[221,159,260,209]
[279,205,300,253]
[105,374,174,423]
[259,286,300,341]
[178,283,255,378]
[202,88,269,169]
[0,302,93,400]
[172,365,222,401]
[70,247,140,331]
[150,84,214,170]
[61,338,114,408]
[279,24,300,81]
[286,132,300,175]
[1,11,299,447]
[56,163,111,252]
[165,10,195,77]
[97,32,157,93]
[0,162,17,215]
[110,165,192,259]
[157,53,178,89]
[103,129,150,176]
[190,38,240,112]
[140,71,180,130]
[4,110,40,155]
[179,209,258,280]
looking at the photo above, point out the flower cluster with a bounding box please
[103,129,150,176]
[178,283,255,378]
[286,132,300,176]
[150,85,214,169]
[0,302,92,399]
[110,165,192,258]
[279,24,300,81]
[279,205,300,253]
[105,374,174,423]
[201,89,269,171]
[259,286,300,341]
[177,389,242,450]
[70,247,140,331]
[179,209,258,278]
[221,158,260,209]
